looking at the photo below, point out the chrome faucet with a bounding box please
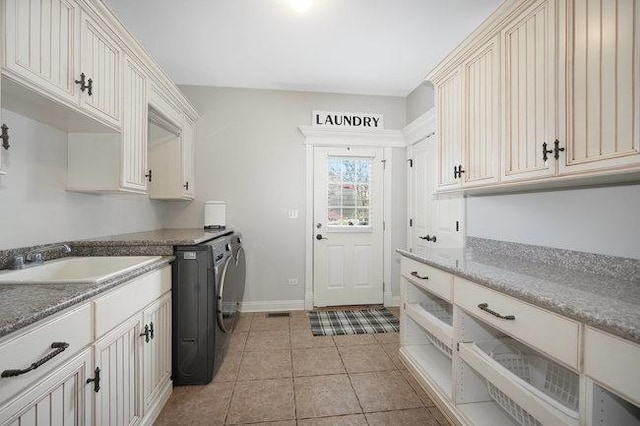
[9,244,72,269]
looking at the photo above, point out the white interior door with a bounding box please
[313,147,384,307]
[408,139,464,252]
[409,139,431,257]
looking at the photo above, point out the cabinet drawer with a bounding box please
[401,257,453,301]
[454,277,580,369]
[0,303,92,404]
[584,327,640,405]
[94,266,171,339]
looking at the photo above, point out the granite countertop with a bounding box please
[72,228,232,247]
[397,247,640,344]
[0,256,174,339]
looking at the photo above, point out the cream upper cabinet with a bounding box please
[501,0,558,182]
[79,11,121,128]
[121,56,148,192]
[560,0,640,175]
[181,116,196,199]
[462,35,501,187]
[435,68,463,190]
[3,0,80,104]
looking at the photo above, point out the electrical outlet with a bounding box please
[287,278,298,286]
[288,209,298,219]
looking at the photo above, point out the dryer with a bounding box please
[172,234,238,385]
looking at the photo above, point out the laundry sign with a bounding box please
[312,110,384,130]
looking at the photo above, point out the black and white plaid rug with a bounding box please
[309,308,399,336]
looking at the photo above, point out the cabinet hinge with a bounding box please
[456,342,460,352]
[408,159,413,168]
[409,218,413,227]
[456,221,459,232]
[383,221,386,231]
[381,159,387,169]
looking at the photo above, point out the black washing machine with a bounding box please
[172,233,240,385]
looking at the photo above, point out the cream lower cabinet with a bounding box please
[0,266,173,426]
[399,255,640,426]
[92,265,172,426]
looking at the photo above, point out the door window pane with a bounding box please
[326,156,373,227]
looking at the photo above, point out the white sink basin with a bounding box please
[0,256,162,284]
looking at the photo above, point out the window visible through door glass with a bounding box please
[327,157,372,227]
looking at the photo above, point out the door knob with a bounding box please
[316,234,328,241]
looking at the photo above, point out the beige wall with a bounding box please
[0,109,166,250]
[163,86,407,307]
[406,82,434,123]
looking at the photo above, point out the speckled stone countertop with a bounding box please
[73,228,232,247]
[0,256,174,339]
[397,245,640,344]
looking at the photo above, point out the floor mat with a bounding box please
[309,308,399,336]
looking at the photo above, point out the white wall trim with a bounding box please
[299,126,405,148]
[383,146,394,310]
[402,108,435,146]
[301,126,400,310]
[240,300,307,313]
[304,144,314,311]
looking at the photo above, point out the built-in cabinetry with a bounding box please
[0,265,172,426]
[400,255,640,425]
[0,0,198,196]
[429,0,640,192]
[405,110,465,254]
[147,85,196,200]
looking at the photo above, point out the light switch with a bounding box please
[288,209,298,219]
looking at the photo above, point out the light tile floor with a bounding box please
[155,309,451,426]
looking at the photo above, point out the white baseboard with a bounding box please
[240,300,306,313]
[384,291,401,307]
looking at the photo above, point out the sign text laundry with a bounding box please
[312,111,384,130]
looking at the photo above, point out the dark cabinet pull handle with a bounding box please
[1,124,9,150]
[478,303,515,320]
[419,235,437,243]
[1,342,69,378]
[86,367,101,392]
[410,271,428,280]
[542,142,554,162]
[75,73,92,95]
[140,324,150,343]
[183,181,189,190]
[553,139,565,159]
[453,165,466,179]
[145,170,152,182]
[149,322,154,340]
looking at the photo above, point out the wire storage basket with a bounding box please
[419,299,453,326]
[485,342,579,426]
[424,328,453,358]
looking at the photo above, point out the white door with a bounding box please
[313,147,384,307]
[408,139,431,257]
[408,138,464,253]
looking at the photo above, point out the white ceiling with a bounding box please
[105,0,502,97]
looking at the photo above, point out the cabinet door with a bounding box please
[141,293,172,413]
[93,315,142,426]
[0,349,93,426]
[560,0,640,175]
[79,12,121,128]
[501,0,558,182]
[121,56,148,192]
[463,36,501,187]
[181,117,195,199]
[3,0,79,104]
[436,68,463,190]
